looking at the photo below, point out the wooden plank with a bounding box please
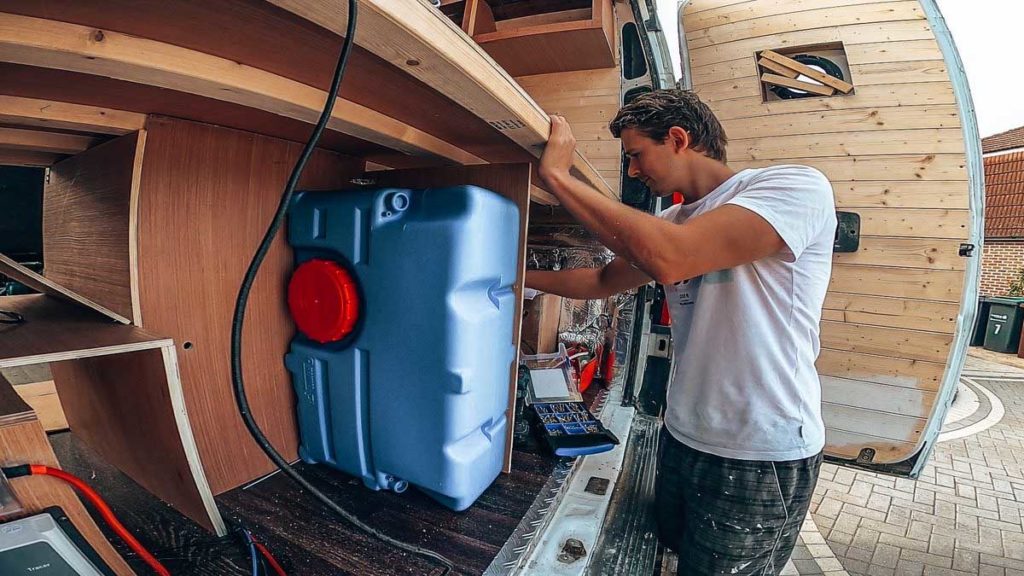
[816,348,945,391]
[134,117,362,494]
[832,180,968,209]
[846,39,944,65]
[495,8,593,31]
[823,293,959,333]
[688,20,935,68]
[851,207,969,240]
[833,237,967,271]
[370,164,531,475]
[463,0,496,35]
[822,375,937,419]
[0,376,134,575]
[761,49,854,93]
[265,0,616,199]
[0,295,170,369]
[823,402,926,449]
[710,83,957,122]
[0,12,484,166]
[687,1,926,50]
[820,320,953,363]
[757,57,799,78]
[0,126,100,154]
[0,95,145,135]
[51,346,225,533]
[850,59,949,86]
[729,128,965,161]
[43,131,144,324]
[830,264,964,302]
[738,154,967,181]
[0,148,61,166]
[14,380,68,432]
[684,0,899,31]
[759,73,836,97]
[720,105,962,139]
[825,428,917,463]
[0,254,131,324]
[475,25,616,77]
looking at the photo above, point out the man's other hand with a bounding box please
[539,115,577,189]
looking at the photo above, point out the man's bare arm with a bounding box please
[526,257,652,300]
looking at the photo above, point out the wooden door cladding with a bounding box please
[684,0,972,464]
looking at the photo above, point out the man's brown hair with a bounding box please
[609,89,728,163]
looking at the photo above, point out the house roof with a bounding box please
[985,151,1024,239]
[983,126,1024,155]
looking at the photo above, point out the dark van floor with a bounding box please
[51,432,557,576]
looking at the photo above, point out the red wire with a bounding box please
[252,538,287,576]
[29,465,171,576]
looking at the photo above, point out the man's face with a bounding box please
[620,128,680,197]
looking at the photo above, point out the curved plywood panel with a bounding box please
[683,0,979,467]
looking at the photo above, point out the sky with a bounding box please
[654,0,1024,138]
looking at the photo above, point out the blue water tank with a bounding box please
[285,186,519,511]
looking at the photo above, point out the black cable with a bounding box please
[228,2,454,575]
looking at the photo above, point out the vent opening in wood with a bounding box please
[756,43,854,102]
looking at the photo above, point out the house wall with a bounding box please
[980,241,1024,297]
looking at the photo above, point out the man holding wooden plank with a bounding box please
[527,89,837,575]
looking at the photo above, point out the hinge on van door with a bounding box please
[834,211,860,253]
[857,448,876,464]
[959,243,976,257]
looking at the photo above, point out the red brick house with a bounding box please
[979,126,1024,296]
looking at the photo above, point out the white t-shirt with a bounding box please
[659,165,836,461]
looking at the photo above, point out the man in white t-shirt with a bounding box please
[527,89,836,575]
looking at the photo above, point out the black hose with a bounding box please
[229,2,454,574]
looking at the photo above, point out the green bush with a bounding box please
[1008,268,1024,297]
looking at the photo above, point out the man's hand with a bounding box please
[538,115,577,189]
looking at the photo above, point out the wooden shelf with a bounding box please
[470,0,615,76]
[0,295,170,369]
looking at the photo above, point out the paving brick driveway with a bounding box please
[809,352,1024,576]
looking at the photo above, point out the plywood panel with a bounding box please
[135,117,362,494]
[43,131,144,323]
[370,164,532,474]
[0,254,131,324]
[823,293,959,333]
[0,376,134,575]
[14,380,68,432]
[833,237,966,270]
[830,264,964,302]
[0,295,170,369]
[820,321,953,363]
[51,347,220,531]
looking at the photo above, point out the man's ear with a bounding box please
[667,126,691,153]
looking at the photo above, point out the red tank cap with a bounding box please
[287,259,360,343]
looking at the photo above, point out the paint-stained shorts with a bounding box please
[655,427,823,575]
